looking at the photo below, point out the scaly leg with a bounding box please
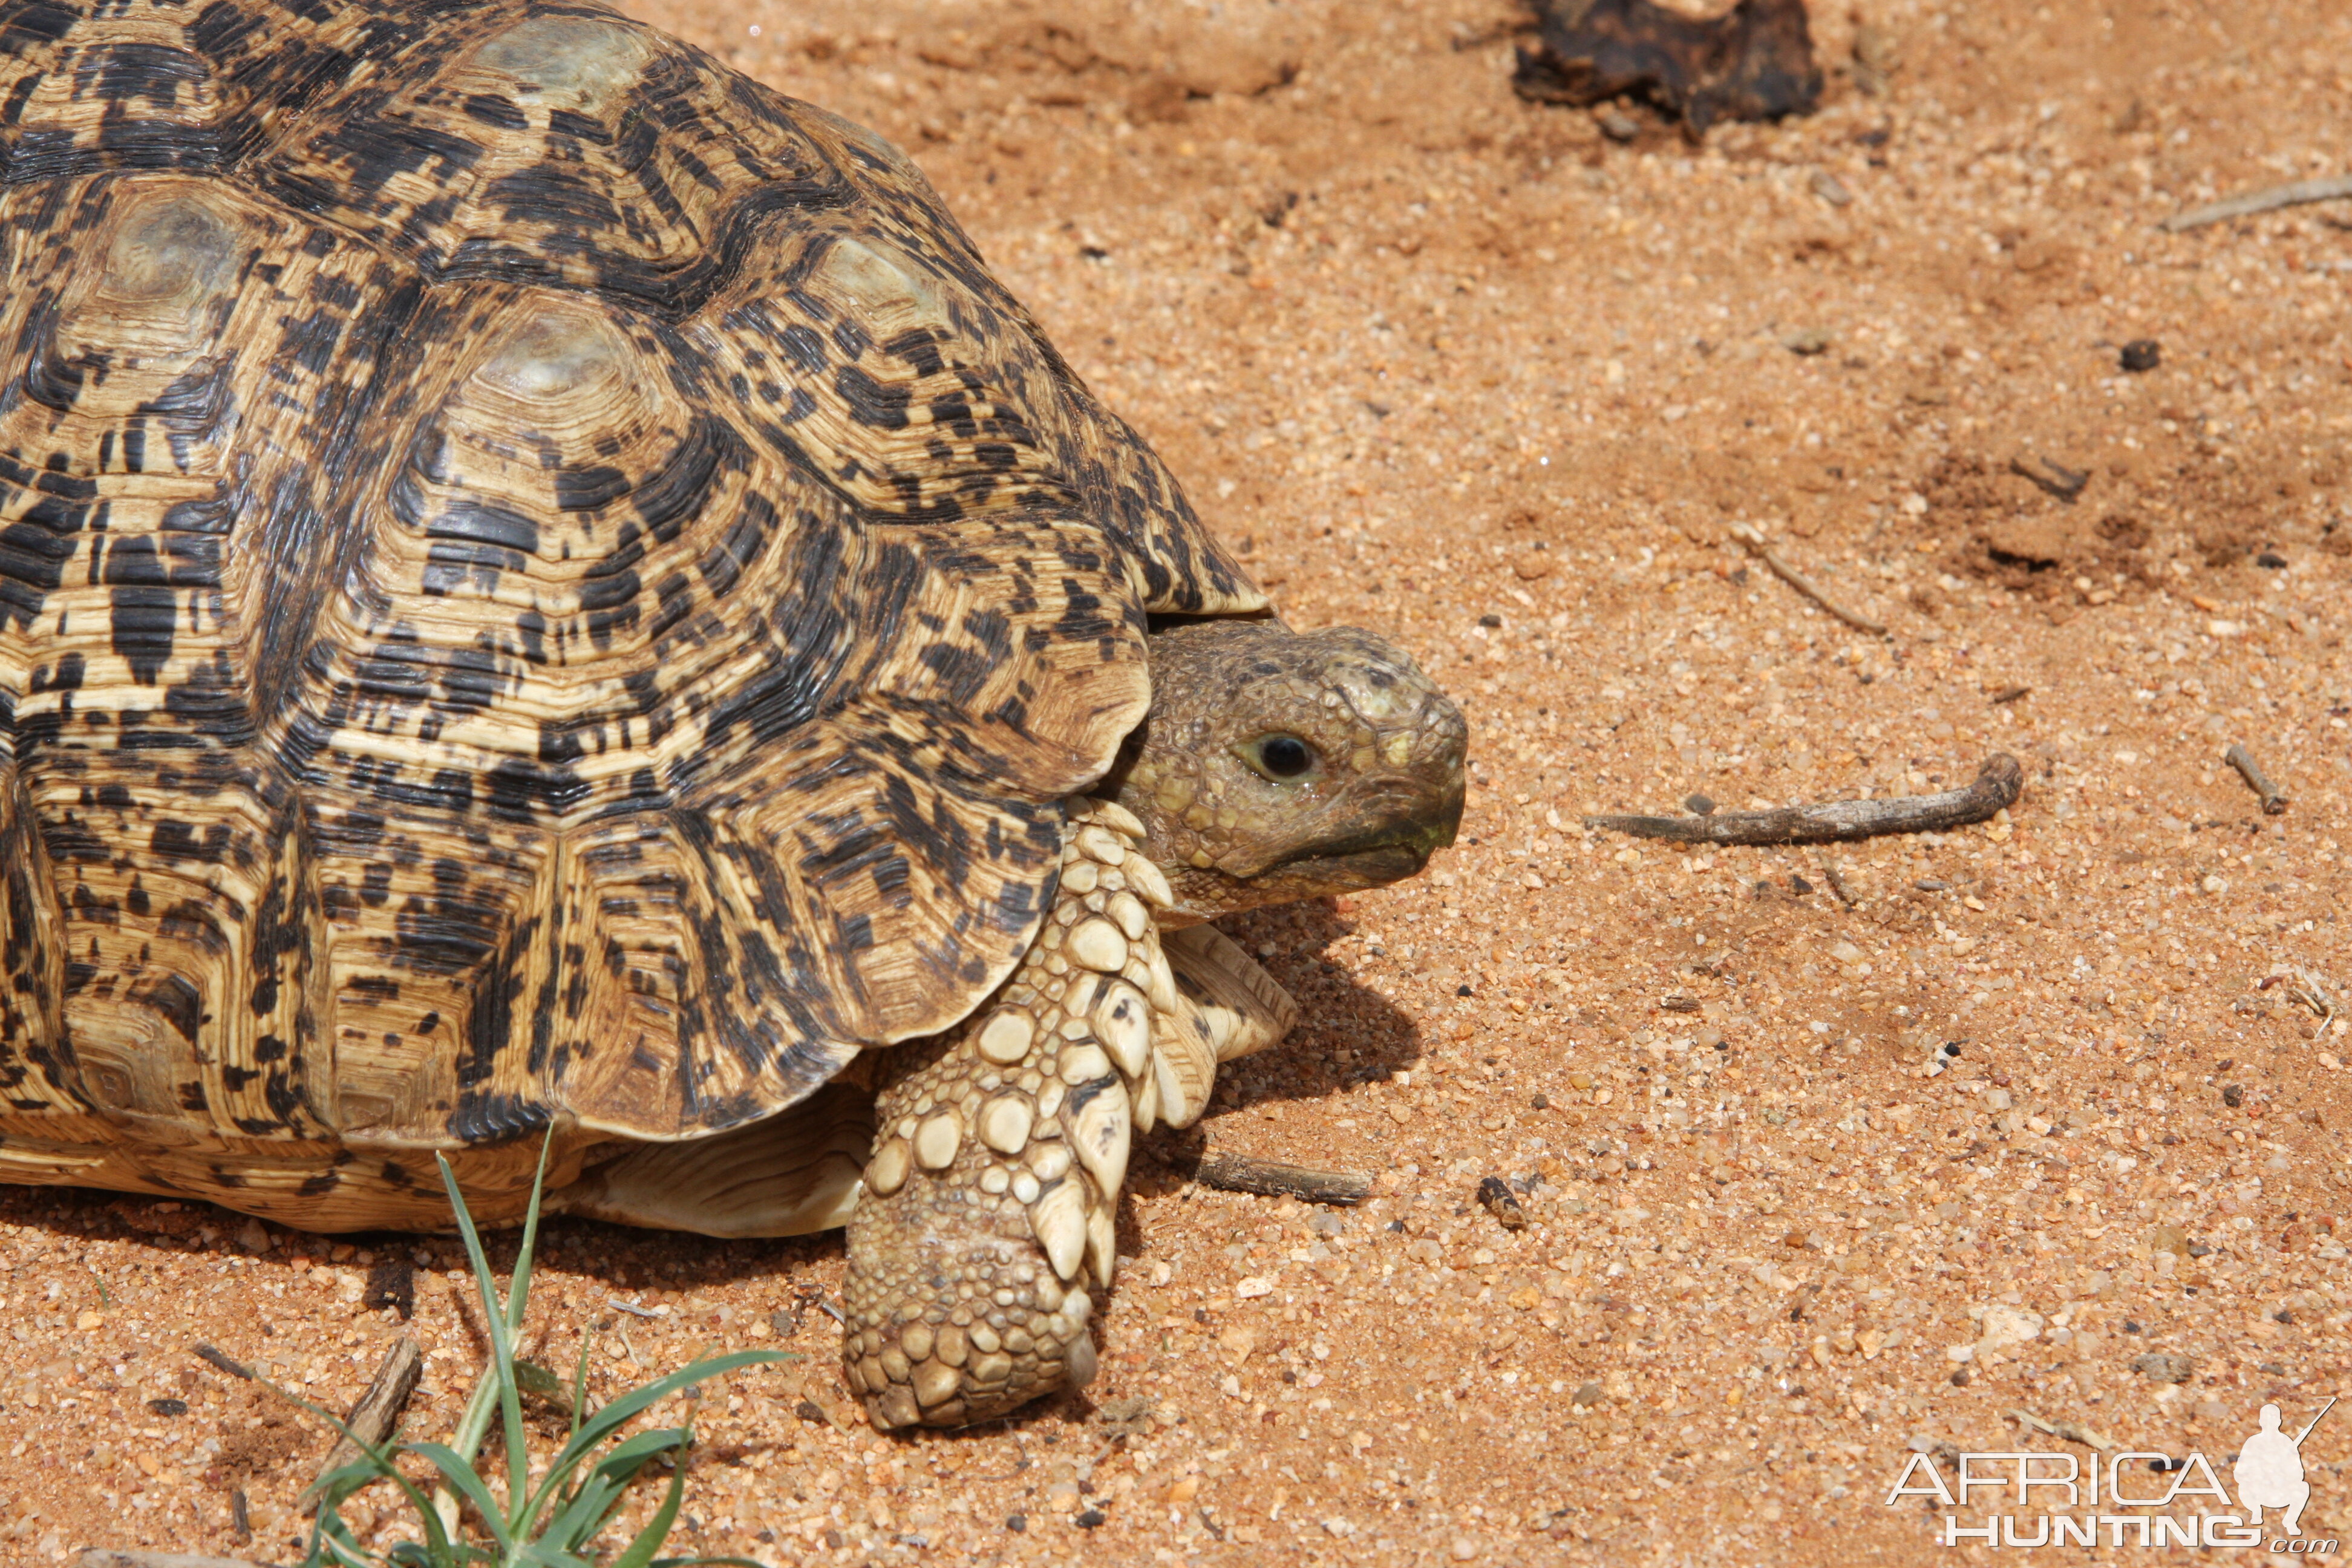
[842,800,1181,1429]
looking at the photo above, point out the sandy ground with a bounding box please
[7,0,2352,1563]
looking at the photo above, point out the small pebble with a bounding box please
[2119,338,2161,372]
[1683,792,1716,815]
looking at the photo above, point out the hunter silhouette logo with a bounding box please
[1883,1397,2341,1551]
[2238,1399,2334,1538]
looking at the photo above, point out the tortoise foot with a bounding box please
[841,802,1174,1429]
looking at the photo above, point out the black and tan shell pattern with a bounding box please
[0,0,1266,1169]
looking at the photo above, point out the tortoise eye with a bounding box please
[1241,733,1317,780]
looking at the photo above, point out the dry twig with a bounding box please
[2007,1407,2120,1451]
[1194,1151,1373,1205]
[1586,753,2023,846]
[301,1334,424,1510]
[1729,523,1888,633]
[2161,174,2352,232]
[1820,861,1860,906]
[2287,970,2338,1033]
[191,1342,253,1381]
[2009,454,2088,503]
[76,1553,270,1568]
[2223,743,2288,815]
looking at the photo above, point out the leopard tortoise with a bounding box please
[0,0,1467,1428]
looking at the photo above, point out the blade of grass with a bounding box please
[436,1149,532,1527]
[504,1128,558,1338]
[555,1350,785,1457]
[316,1534,374,1568]
[526,1344,793,1547]
[408,1440,516,1553]
[568,1328,594,1442]
[605,1454,691,1568]
[250,1376,456,1567]
[535,1426,690,1547]
[527,1347,790,1540]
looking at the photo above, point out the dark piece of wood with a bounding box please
[1194,1152,1372,1206]
[2010,454,2088,503]
[2223,743,2288,815]
[1586,753,2023,846]
[191,1343,253,1380]
[1512,0,1821,132]
[362,1256,417,1319]
[299,1333,423,1511]
[77,1553,272,1568]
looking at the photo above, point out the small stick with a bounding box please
[191,1342,253,1381]
[2289,969,2337,1033]
[1586,753,2023,846]
[1821,861,1860,907]
[1730,523,1889,634]
[2009,454,2088,503]
[2161,174,2352,232]
[301,1333,423,1510]
[76,1552,273,1568]
[2006,1407,2119,1452]
[2223,743,2288,815]
[1194,1151,1373,1206]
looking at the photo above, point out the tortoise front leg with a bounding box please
[842,800,1180,1429]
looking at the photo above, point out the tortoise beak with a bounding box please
[1251,774,1465,890]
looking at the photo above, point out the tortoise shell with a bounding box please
[0,0,1264,1175]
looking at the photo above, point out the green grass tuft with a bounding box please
[272,1132,790,1567]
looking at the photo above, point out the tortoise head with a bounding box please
[1103,619,1467,923]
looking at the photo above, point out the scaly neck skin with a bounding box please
[1102,619,1467,924]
